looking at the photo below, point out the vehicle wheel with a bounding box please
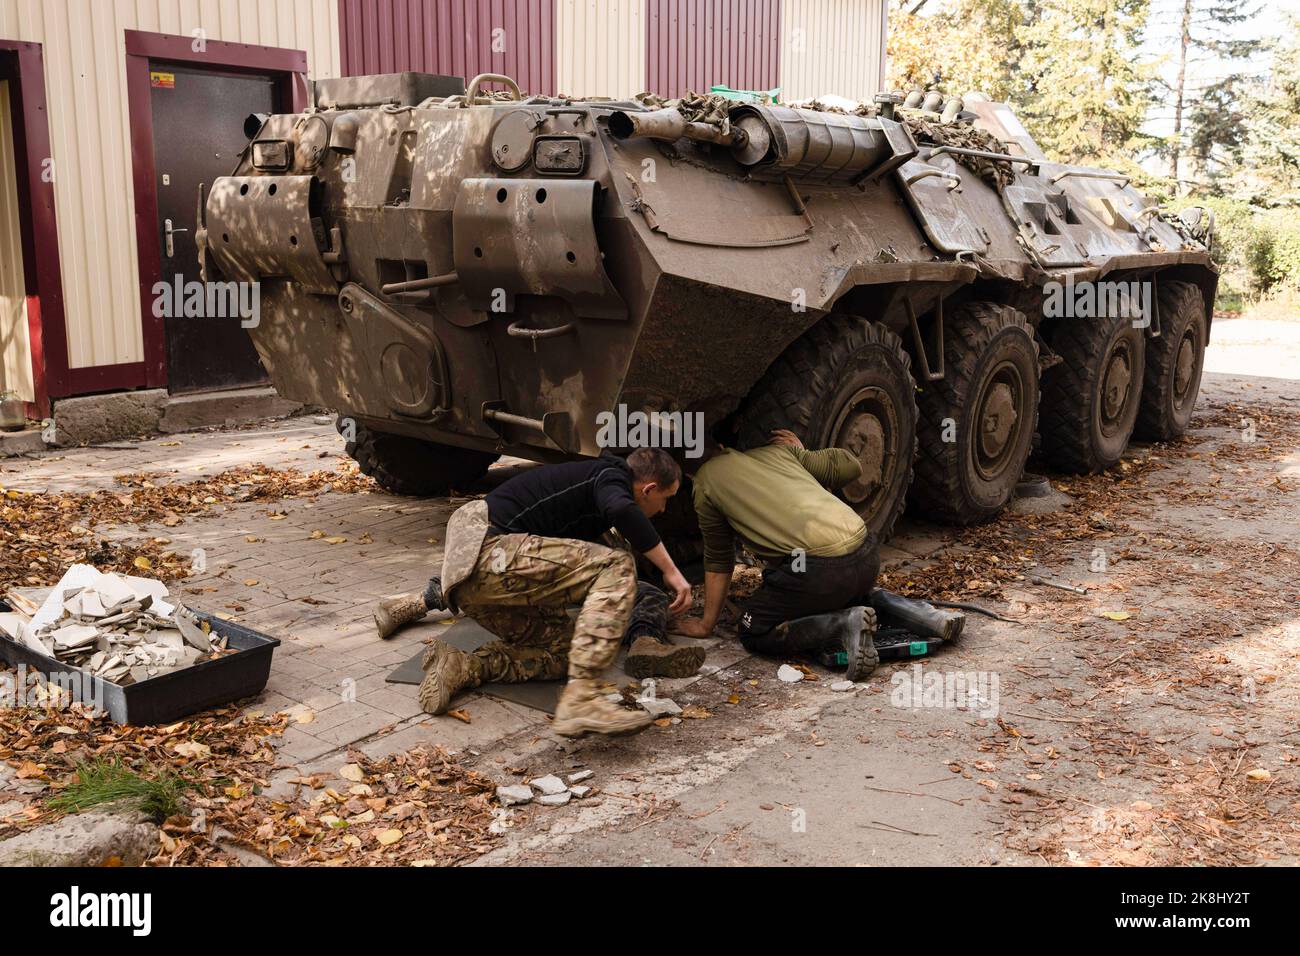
[338,418,499,496]
[736,316,918,541]
[911,302,1039,524]
[1135,280,1207,441]
[1039,309,1145,473]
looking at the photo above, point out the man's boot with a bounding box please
[552,678,653,737]
[417,639,484,715]
[869,589,965,642]
[375,593,427,639]
[624,635,706,679]
[374,576,445,639]
[764,606,880,681]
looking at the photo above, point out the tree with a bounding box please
[886,0,1027,103]
[1158,0,1263,187]
[1235,17,1300,203]
[1015,0,1157,167]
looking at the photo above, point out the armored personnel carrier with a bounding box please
[200,72,1216,541]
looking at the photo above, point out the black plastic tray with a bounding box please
[0,612,279,725]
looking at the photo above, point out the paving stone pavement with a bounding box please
[1,417,555,772]
[1,415,946,779]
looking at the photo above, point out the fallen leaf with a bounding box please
[338,764,365,782]
[1098,610,1131,621]
[1246,768,1271,782]
[446,709,471,724]
[376,828,403,846]
[172,742,212,760]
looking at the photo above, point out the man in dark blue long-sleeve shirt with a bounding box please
[374,449,696,737]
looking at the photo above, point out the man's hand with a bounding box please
[769,428,804,449]
[662,567,693,615]
[671,617,713,639]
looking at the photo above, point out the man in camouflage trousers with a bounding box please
[374,449,697,737]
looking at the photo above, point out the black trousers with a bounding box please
[737,538,880,655]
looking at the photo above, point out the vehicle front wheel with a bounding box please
[338,418,499,496]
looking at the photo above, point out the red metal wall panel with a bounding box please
[338,0,556,95]
[646,0,781,98]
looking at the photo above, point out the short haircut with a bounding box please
[627,447,682,488]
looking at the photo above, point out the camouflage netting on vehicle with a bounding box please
[635,91,1017,190]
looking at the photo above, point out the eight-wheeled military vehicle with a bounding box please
[200,71,1216,544]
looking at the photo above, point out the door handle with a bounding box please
[164,218,189,258]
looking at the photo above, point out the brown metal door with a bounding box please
[149,62,276,393]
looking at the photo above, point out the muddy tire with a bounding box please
[338,418,498,496]
[1040,310,1145,474]
[911,302,1039,524]
[1135,280,1207,441]
[736,316,917,542]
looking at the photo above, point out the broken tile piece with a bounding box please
[529,775,568,796]
[777,664,804,683]
[496,785,533,806]
[567,770,594,784]
[638,697,682,718]
[537,791,571,807]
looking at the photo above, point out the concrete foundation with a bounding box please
[1,386,308,455]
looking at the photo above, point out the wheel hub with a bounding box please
[832,387,897,508]
[1174,334,1195,399]
[972,362,1025,482]
[1102,346,1133,423]
[978,382,1017,461]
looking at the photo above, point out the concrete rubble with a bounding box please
[495,785,534,806]
[0,564,227,685]
[777,664,805,683]
[830,680,856,692]
[529,775,568,796]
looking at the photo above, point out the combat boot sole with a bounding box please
[624,637,706,679]
[844,606,881,683]
[417,641,478,715]
[552,710,653,738]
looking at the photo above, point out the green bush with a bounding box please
[1189,196,1300,293]
[1245,210,1300,292]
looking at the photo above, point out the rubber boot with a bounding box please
[374,592,429,639]
[765,606,880,681]
[552,678,653,738]
[417,639,484,715]
[869,589,965,642]
[624,635,706,679]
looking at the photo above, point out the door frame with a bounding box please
[0,40,64,418]
[124,30,308,391]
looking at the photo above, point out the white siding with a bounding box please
[556,0,646,99]
[0,77,33,402]
[0,0,340,373]
[779,0,887,104]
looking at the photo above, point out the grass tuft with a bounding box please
[48,758,195,822]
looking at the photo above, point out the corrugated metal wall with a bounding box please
[645,0,781,98]
[0,77,33,402]
[0,0,340,375]
[338,0,556,96]
[778,0,886,103]
[556,0,644,99]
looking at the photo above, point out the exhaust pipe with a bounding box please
[608,107,740,147]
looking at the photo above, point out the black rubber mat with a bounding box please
[385,618,565,714]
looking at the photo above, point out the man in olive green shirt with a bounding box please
[675,431,880,676]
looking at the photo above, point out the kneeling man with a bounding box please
[375,449,697,737]
[675,431,880,679]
